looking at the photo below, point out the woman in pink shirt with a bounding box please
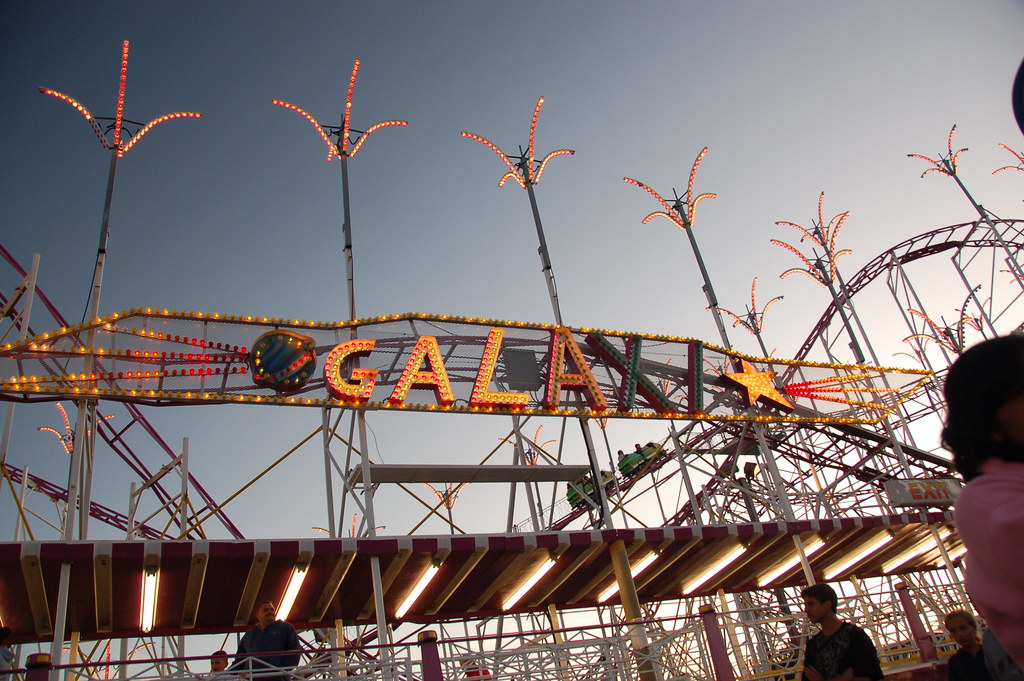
[944,335,1024,668]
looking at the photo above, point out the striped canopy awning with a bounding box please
[0,510,959,643]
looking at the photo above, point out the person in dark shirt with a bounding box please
[233,601,301,681]
[0,626,14,672]
[946,610,994,681]
[801,583,884,681]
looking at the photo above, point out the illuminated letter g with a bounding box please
[324,339,379,404]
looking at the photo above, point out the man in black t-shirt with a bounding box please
[802,583,884,681]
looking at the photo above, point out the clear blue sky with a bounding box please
[1,1,1023,541]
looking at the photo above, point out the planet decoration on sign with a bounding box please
[248,330,317,392]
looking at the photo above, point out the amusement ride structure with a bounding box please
[2,42,1024,681]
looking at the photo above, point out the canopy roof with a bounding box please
[0,510,958,643]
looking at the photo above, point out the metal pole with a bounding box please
[334,124,391,656]
[700,604,737,681]
[322,409,338,538]
[507,416,539,532]
[88,148,119,319]
[67,147,119,540]
[929,526,970,607]
[579,419,611,527]
[15,465,30,541]
[608,539,660,681]
[794,535,816,585]
[180,438,189,535]
[354,410,391,662]
[753,425,795,519]
[54,147,120,674]
[48,561,72,680]
[340,153,357,323]
[675,203,731,350]
[946,164,1024,286]
[0,253,40,466]
[524,175,563,326]
[670,422,704,526]
[817,255,915,475]
[820,264,866,364]
[895,582,938,662]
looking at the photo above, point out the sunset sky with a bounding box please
[1,1,1022,544]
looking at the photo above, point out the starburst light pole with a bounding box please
[993,143,1024,176]
[463,99,603,561]
[464,102,661,681]
[462,97,586,530]
[772,192,866,363]
[272,58,407,536]
[462,97,573,326]
[909,126,1024,288]
[627,154,813,585]
[716,278,783,358]
[624,148,733,349]
[773,194,915,475]
[39,38,201,673]
[903,305,980,360]
[423,482,468,531]
[40,40,202,542]
[273,60,407,656]
[273,59,408,325]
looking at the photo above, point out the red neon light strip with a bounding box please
[623,178,685,229]
[342,59,359,154]
[113,40,129,148]
[461,132,524,187]
[527,97,543,179]
[272,100,338,161]
[348,120,408,157]
[533,149,573,184]
[120,112,202,156]
[38,89,111,149]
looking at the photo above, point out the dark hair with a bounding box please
[944,609,978,630]
[801,583,838,612]
[0,626,9,644]
[942,335,1024,480]
[212,651,228,659]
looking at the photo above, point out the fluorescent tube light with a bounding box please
[396,564,440,618]
[824,534,893,581]
[502,559,556,611]
[947,545,967,561]
[598,552,659,603]
[276,564,309,622]
[140,567,159,632]
[682,545,746,595]
[757,538,825,587]
[882,529,952,573]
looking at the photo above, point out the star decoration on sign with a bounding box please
[724,359,794,412]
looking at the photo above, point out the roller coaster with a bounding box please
[1,41,1022,681]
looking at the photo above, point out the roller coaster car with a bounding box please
[617,442,664,479]
[566,471,616,509]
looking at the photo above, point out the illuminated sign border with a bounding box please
[0,309,932,425]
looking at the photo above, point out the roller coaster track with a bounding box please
[1,462,164,539]
[541,221,1013,532]
[793,219,1024,362]
[0,243,243,539]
